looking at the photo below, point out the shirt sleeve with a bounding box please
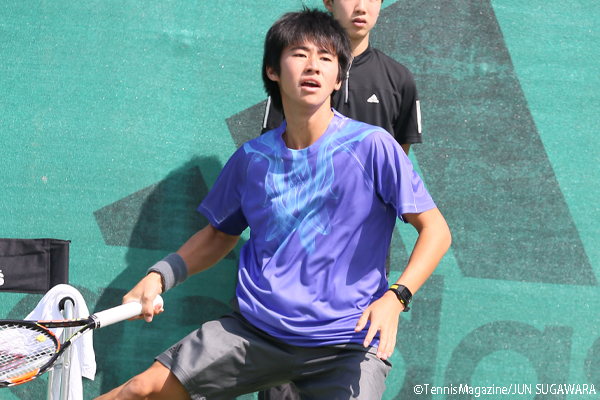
[393,69,422,145]
[369,131,435,221]
[198,149,249,236]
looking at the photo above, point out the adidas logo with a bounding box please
[367,94,379,104]
[170,343,182,358]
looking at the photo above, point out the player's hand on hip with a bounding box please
[355,290,403,360]
[123,272,165,322]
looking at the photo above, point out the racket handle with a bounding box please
[92,295,164,328]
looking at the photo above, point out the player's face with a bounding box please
[267,41,342,112]
[324,0,381,43]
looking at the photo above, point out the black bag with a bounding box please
[0,239,70,294]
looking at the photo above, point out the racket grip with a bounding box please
[93,295,164,328]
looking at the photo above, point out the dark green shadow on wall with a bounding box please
[88,157,244,397]
[371,0,595,285]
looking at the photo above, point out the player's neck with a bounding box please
[281,101,334,150]
[350,33,370,57]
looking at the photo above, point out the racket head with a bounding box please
[0,321,60,387]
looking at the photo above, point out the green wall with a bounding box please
[1,0,598,398]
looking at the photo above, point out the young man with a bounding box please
[261,3,422,397]
[95,9,450,400]
[261,0,422,156]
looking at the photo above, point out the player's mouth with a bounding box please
[352,17,367,27]
[301,79,321,89]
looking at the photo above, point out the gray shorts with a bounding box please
[156,312,391,400]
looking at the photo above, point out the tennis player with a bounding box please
[260,2,423,398]
[96,8,450,400]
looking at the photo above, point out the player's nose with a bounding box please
[355,0,367,13]
[305,54,321,73]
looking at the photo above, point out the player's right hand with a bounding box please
[123,272,165,322]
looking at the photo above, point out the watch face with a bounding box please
[389,285,411,311]
[390,285,412,304]
[398,286,412,303]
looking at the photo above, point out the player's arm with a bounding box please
[356,207,451,360]
[392,207,450,293]
[177,223,240,275]
[401,143,411,155]
[124,223,240,321]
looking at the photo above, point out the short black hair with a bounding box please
[262,8,352,113]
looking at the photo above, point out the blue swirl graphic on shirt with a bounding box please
[244,124,375,253]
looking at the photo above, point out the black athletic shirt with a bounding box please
[260,45,422,145]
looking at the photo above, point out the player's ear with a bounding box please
[323,0,334,13]
[266,65,279,82]
[334,78,342,91]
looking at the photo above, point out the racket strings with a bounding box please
[0,324,57,381]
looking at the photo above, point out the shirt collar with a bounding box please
[350,44,374,67]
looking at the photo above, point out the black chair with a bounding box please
[0,238,73,399]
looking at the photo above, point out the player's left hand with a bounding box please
[355,290,404,360]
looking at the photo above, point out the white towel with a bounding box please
[25,284,96,400]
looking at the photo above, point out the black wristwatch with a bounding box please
[388,284,412,312]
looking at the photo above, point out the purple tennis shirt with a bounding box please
[199,110,436,347]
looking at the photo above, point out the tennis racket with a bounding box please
[0,295,163,388]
